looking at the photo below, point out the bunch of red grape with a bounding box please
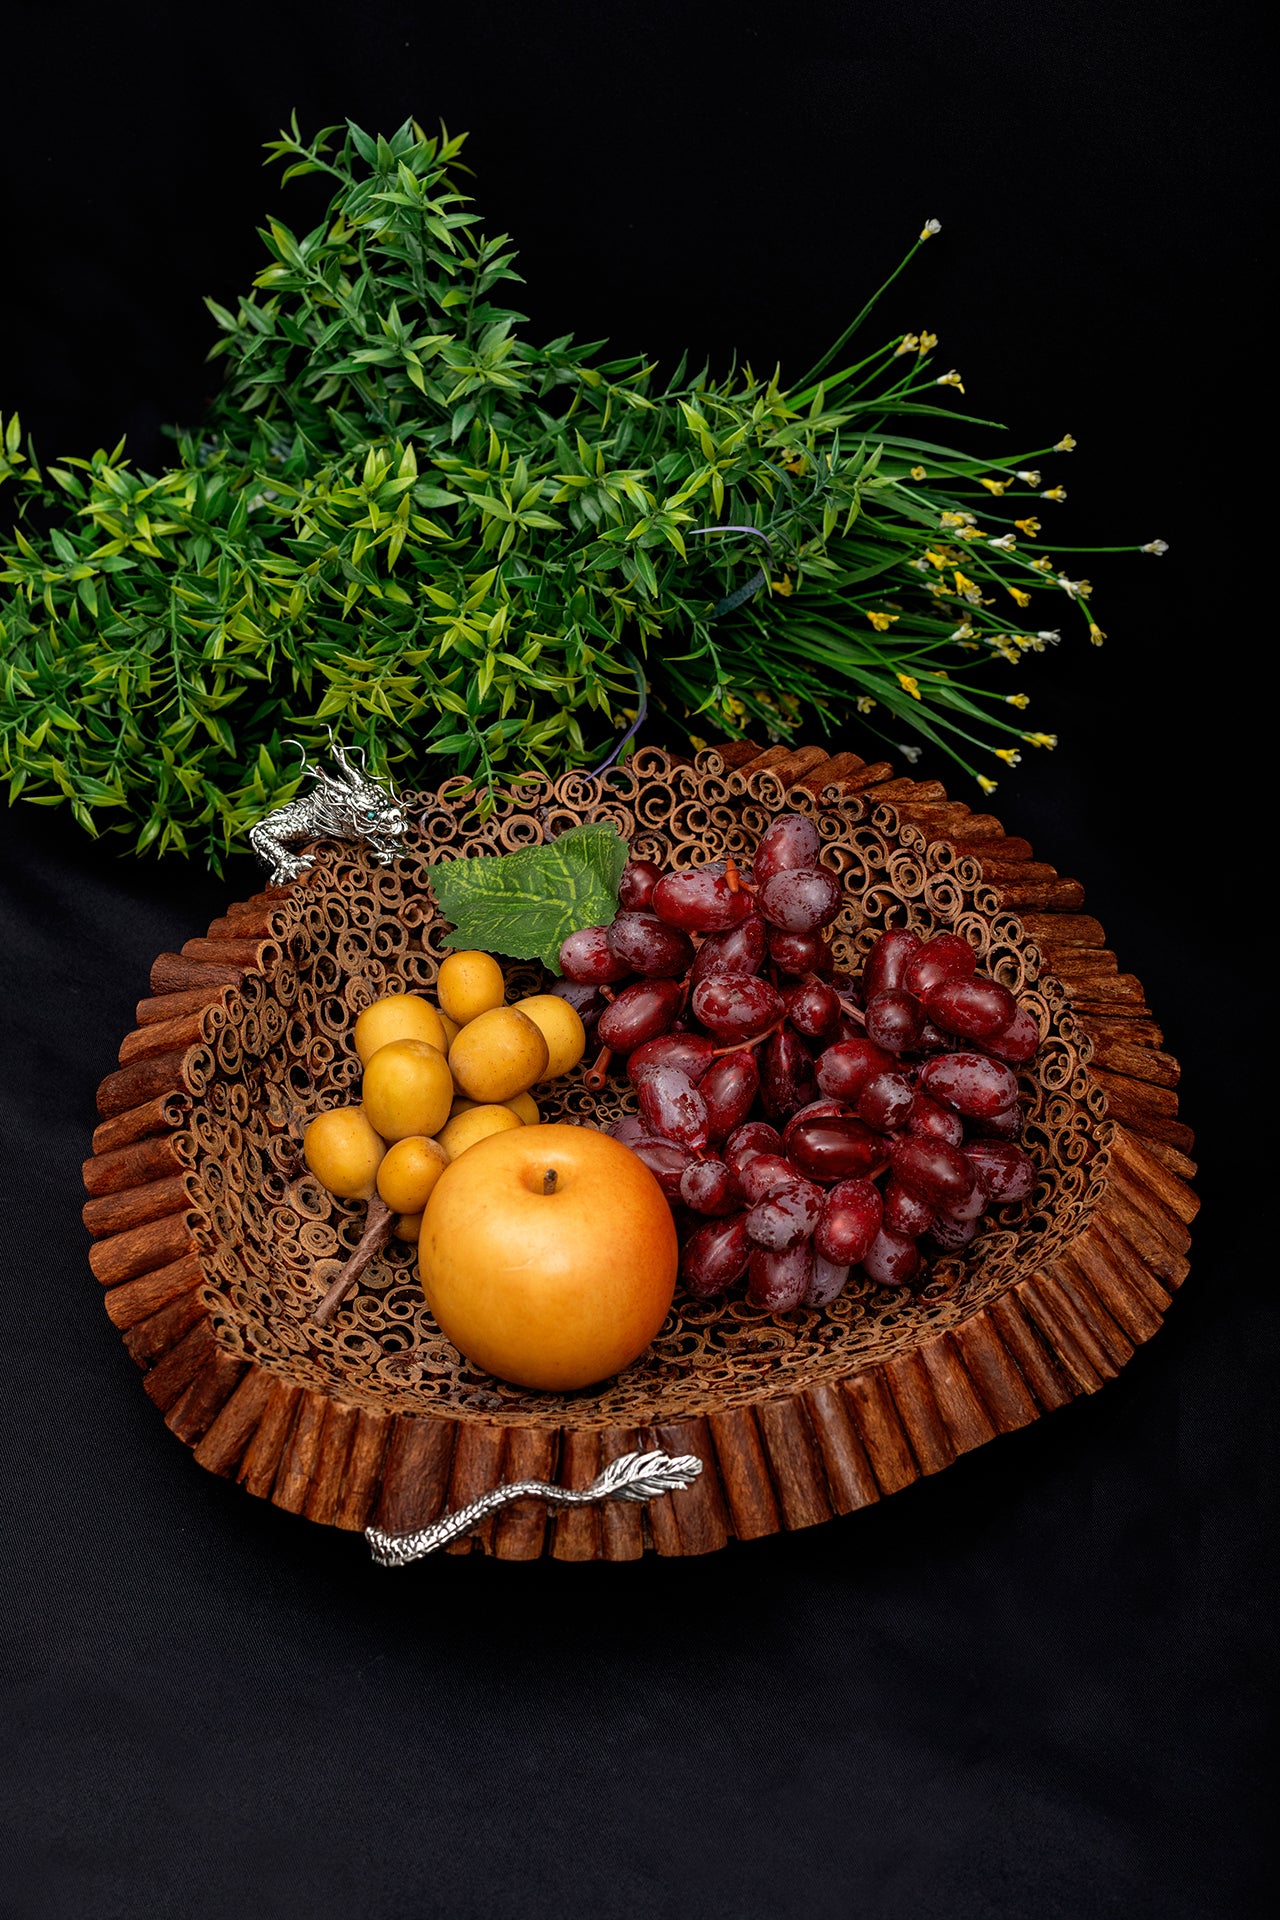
[552,812,1039,1313]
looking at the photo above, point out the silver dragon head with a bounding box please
[307,732,409,865]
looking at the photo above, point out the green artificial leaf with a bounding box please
[428,821,627,971]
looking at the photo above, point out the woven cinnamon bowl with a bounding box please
[83,743,1198,1558]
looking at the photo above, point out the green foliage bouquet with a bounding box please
[0,117,1165,867]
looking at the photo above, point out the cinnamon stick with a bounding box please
[103,1250,204,1329]
[142,1318,216,1412]
[124,1285,206,1366]
[990,877,1086,911]
[1109,1125,1199,1223]
[304,1402,361,1526]
[117,1011,210,1067]
[551,1429,603,1561]
[1019,912,1106,948]
[706,1406,781,1540]
[754,1399,833,1530]
[371,1416,456,1538]
[239,1383,302,1500]
[918,1334,998,1453]
[882,1350,956,1475]
[192,1367,278,1477]
[444,1424,506,1553]
[842,1370,919,1492]
[88,1208,194,1286]
[135,986,230,1026]
[949,1314,1039,1433]
[83,1131,184,1198]
[271,1390,327,1513]
[82,1171,189,1239]
[180,936,272,968]
[91,1090,189,1155]
[802,1382,879,1514]
[150,952,244,994]
[491,1429,558,1560]
[985,1291,1075,1411]
[166,1351,247,1445]
[96,1048,190,1119]
[333,1412,394,1532]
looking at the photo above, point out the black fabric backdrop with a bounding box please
[0,4,1271,1916]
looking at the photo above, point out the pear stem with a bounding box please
[543,1168,559,1195]
[312,1193,394,1326]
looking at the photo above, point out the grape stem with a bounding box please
[583,1044,614,1090]
[710,1018,785,1057]
[837,995,867,1028]
[312,1193,394,1326]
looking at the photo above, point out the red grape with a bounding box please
[551,978,607,1028]
[700,1050,761,1138]
[691,974,783,1041]
[606,911,695,978]
[682,1214,751,1297]
[559,925,631,985]
[608,1115,650,1145]
[628,1032,716,1083]
[745,1175,824,1249]
[760,1025,818,1119]
[617,859,662,911]
[855,1069,915,1132]
[903,934,977,999]
[753,812,823,889]
[596,978,683,1051]
[942,1179,985,1224]
[925,976,1019,1042]
[805,1254,852,1307]
[680,1158,738,1215]
[724,1121,783,1174]
[981,1007,1040,1064]
[964,1140,1036,1201]
[758,866,843,932]
[637,1067,709,1149]
[785,1114,884,1182]
[930,1214,978,1251]
[747,1242,813,1311]
[907,1092,965,1147]
[768,928,834,977]
[785,980,841,1039]
[861,1228,923,1288]
[883,1180,935,1238]
[865,989,926,1052]
[629,1137,694,1199]
[652,866,755,933]
[690,913,768,984]
[782,1098,849,1136]
[920,1051,1019,1119]
[864,929,922,998]
[970,1104,1023,1139]
[888,1136,975,1209]
[815,1038,896,1101]
[735,1152,796,1205]
[815,1177,883,1264]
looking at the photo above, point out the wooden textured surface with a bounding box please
[83,743,1196,1557]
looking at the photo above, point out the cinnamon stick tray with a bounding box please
[82,743,1197,1559]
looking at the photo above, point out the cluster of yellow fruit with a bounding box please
[302,951,587,1237]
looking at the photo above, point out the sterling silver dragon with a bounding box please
[249,733,410,884]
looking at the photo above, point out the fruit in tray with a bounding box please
[420,1125,677,1391]
[302,954,595,1336]
[299,809,1039,1387]
[560,812,1040,1315]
